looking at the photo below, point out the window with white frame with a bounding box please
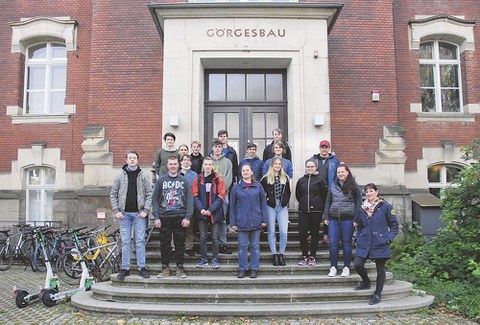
[427,163,462,198]
[26,167,56,222]
[420,41,462,113]
[24,42,67,114]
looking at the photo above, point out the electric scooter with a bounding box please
[41,228,94,307]
[14,226,59,308]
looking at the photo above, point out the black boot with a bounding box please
[272,254,279,266]
[278,254,286,266]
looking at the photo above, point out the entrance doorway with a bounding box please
[205,70,288,158]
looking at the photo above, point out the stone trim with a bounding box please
[408,15,475,53]
[10,16,78,54]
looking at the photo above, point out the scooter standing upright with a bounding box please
[14,226,59,308]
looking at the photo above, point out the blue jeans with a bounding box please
[237,229,261,271]
[198,219,220,260]
[267,201,289,254]
[220,193,229,245]
[119,212,147,270]
[328,219,354,268]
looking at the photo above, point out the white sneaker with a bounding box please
[341,266,350,277]
[328,266,337,277]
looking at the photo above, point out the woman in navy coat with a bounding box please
[353,183,398,305]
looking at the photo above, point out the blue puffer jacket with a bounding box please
[311,153,339,186]
[238,155,264,182]
[354,200,399,259]
[229,180,269,232]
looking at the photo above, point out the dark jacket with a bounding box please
[190,153,204,175]
[263,141,292,162]
[324,178,362,221]
[223,145,239,184]
[354,199,399,259]
[238,155,264,182]
[311,152,339,186]
[260,176,291,208]
[229,180,268,232]
[295,172,327,213]
[192,172,226,224]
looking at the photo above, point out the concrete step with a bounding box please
[72,290,434,317]
[108,273,393,289]
[89,280,411,304]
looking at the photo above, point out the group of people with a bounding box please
[110,128,399,305]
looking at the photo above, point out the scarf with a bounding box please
[362,198,380,217]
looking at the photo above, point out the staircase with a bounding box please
[72,211,433,317]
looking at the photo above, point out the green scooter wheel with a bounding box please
[42,288,57,307]
[15,290,29,308]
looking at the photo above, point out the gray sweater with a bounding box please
[152,173,194,220]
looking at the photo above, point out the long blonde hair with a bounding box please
[265,157,288,185]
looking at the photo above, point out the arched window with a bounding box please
[26,167,56,223]
[419,41,462,113]
[24,42,67,114]
[427,163,462,198]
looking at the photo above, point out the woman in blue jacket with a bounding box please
[353,183,399,305]
[230,164,268,278]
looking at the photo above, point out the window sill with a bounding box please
[7,105,75,124]
[416,112,475,122]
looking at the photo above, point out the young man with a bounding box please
[190,140,204,175]
[153,155,194,278]
[192,156,227,268]
[217,130,238,183]
[262,128,292,162]
[179,154,198,257]
[110,150,152,280]
[238,142,264,181]
[154,132,179,176]
[311,140,340,243]
[210,138,233,254]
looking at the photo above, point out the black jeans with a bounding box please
[197,219,220,260]
[354,255,387,295]
[159,216,186,266]
[298,211,322,258]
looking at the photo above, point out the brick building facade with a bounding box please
[0,0,478,227]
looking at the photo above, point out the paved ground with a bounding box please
[0,265,477,324]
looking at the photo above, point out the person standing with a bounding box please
[153,155,194,278]
[210,138,233,254]
[262,141,293,179]
[353,183,399,305]
[262,128,292,162]
[295,158,327,266]
[324,163,362,277]
[110,150,152,280]
[260,157,291,266]
[217,130,239,183]
[238,142,264,181]
[192,157,227,269]
[311,140,340,244]
[190,140,204,175]
[154,132,179,176]
[230,164,268,278]
[178,144,189,158]
[179,154,199,257]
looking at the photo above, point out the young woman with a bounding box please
[262,141,293,179]
[229,164,268,278]
[192,157,226,269]
[354,183,399,305]
[324,163,362,277]
[260,157,291,266]
[295,158,327,266]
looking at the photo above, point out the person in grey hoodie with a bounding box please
[153,155,193,278]
[110,150,152,280]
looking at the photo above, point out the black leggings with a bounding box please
[354,256,387,295]
[298,211,322,257]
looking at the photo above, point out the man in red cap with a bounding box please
[311,139,340,244]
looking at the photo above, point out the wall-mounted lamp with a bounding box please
[313,114,324,127]
[169,115,179,127]
[371,90,380,102]
[313,50,319,59]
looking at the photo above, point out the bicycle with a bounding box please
[0,224,35,271]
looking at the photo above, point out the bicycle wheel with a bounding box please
[55,252,81,285]
[0,241,13,271]
[33,243,47,272]
[19,238,35,271]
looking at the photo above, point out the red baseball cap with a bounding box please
[319,140,331,148]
